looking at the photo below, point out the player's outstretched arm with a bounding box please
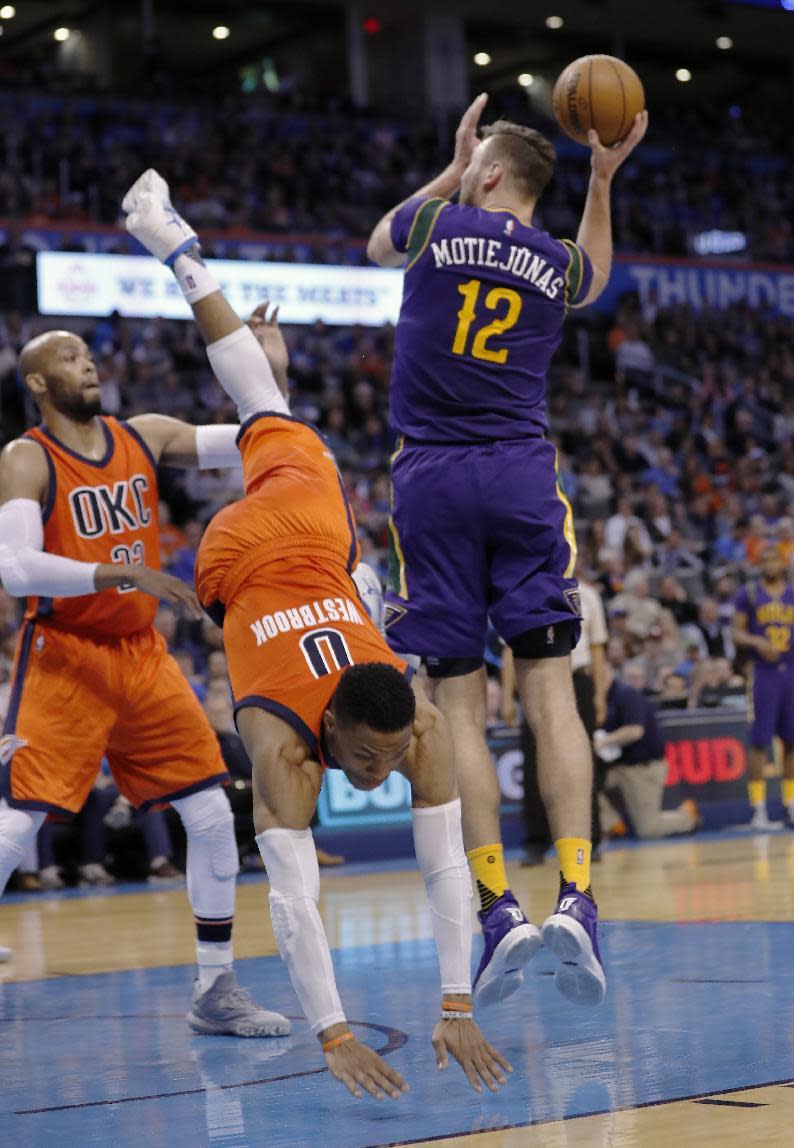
[0,439,199,614]
[367,93,488,267]
[122,169,288,424]
[127,303,288,469]
[403,679,512,1093]
[573,110,648,307]
[236,707,409,1102]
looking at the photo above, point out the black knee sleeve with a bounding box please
[423,656,484,679]
[508,619,579,660]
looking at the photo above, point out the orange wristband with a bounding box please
[441,999,472,1012]
[322,1031,354,1052]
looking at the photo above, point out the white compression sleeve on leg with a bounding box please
[0,805,46,895]
[206,326,289,424]
[412,798,473,995]
[256,827,346,1036]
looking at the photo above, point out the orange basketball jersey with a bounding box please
[196,413,361,613]
[23,418,161,638]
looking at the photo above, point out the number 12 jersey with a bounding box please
[389,196,593,444]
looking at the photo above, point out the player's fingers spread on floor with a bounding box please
[485,1042,513,1073]
[463,1060,483,1093]
[337,1070,363,1099]
[432,1036,448,1069]
[475,1058,501,1092]
[378,1063,408,1096]
[353,1068,385,1100]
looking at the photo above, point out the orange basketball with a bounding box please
[552,55,645,146]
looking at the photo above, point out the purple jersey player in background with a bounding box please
[369,93,647,1009]
[732,543,794,831]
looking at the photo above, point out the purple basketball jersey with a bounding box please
[389,196,593,444]
[734,581,794,669]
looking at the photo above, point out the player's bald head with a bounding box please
[19,330,86,383]
[18,330,100,422]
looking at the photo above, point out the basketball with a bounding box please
[552,55,645,146]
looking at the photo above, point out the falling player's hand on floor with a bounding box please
[432,1018,512,1093]
[126,566,202,618]
[323,1035,410,1101]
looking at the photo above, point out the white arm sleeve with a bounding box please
[205,326,289,424]
[412,798,473,995]
[194,425,242,470]
[255,827,347,1036]
[0,499,98,598]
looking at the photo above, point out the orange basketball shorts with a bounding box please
[1,622,227,816]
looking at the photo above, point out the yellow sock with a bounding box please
[467,844,508,912]
[782,779,794,808]
[748,779,766,807]
[555,837,592,894]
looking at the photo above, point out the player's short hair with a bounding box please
[331,663,416,732]
[481,121,556,200]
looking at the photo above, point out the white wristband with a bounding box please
[172,252,220,305]
[195,425,241,469]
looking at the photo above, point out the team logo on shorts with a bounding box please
[383,603,408,630]
[564,587,582,617]
[0,735,28,766]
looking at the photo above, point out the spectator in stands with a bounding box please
[693,598,735,660]
[611,569,662,640]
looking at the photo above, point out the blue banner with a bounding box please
[596,256,794,318]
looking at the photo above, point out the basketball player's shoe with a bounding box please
[541,883,606,1007]
[749,806,774,831]
[473,891,542,1006]
[187,972,291,1038]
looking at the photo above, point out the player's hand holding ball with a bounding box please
[553,55,648,180]
[122,167,198,264]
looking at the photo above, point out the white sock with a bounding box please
[196,941,233,991]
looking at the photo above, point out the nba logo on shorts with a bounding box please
[577,847,584,865]
[546,625,555,645]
